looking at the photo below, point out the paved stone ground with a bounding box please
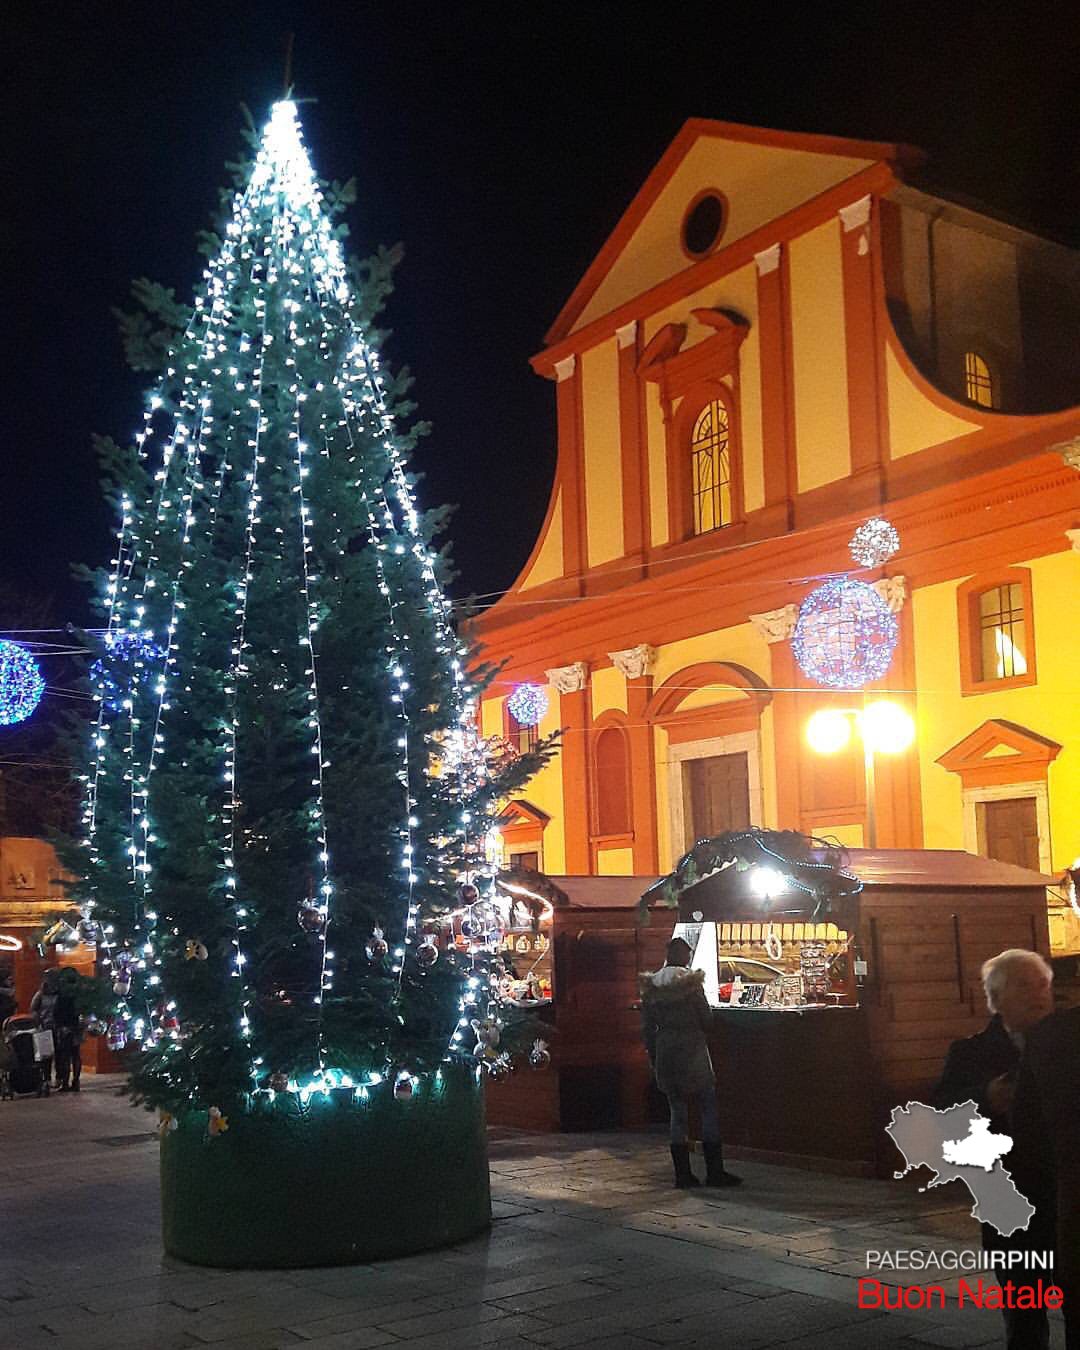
[0,1075,1065,1350]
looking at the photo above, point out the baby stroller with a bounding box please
[0,1015,51,1099]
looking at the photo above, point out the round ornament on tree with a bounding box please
[365,926,389,962]
[0,639,45,727]
[528,1038,551,1070]
[792,579,898,689]
[297,903,326,935]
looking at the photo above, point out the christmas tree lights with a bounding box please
[71,101,551,1116]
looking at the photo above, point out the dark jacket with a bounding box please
[933,1014,1019,1134]
[53,992,82,1041]
[1011,1006,1080,1329]
[639,966,715,1098]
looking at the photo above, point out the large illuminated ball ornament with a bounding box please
[792,579,898,689]
[507,682,548,728]
[91,632,165,712]
[0,640,45,726]
[849,516,900,569]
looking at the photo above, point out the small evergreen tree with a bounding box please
[70,101,552,1116]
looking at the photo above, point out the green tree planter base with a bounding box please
[160,1067,490,1267]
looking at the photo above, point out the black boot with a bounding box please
[670,1143,701,1189]
[703,1142,742,1187]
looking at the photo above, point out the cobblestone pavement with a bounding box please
[0,1076,1065,1349]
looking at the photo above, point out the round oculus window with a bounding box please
[682,192,726,258]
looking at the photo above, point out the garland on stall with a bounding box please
[640,828,863,921]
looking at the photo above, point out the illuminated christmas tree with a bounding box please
[72,101,551,1265]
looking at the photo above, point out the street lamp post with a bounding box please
[805,698,916,849]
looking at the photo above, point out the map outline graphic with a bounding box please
[886,1099,1035,1238]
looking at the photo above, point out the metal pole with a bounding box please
[861,701,877,850]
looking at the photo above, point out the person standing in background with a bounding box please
[640,936,741,1190]
[935,949,1055,1350]
[52,972,83,1093]
[1011,1004,1080,1350]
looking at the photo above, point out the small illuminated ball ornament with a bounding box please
[506,682,548,728]
[849,516,900,569]
[0,640,45,727]
[792,579,899,689]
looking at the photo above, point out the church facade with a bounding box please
[473,120,1080,940]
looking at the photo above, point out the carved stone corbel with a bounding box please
[872,575,907,614]
[748,605,798,644]
[607,644,656,681]
[1053,435,1080,472]
[544,662,588,695]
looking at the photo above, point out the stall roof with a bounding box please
[548,850,1053,913]
[548,876,660,910]
[844,850,1054,890]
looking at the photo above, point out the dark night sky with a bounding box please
[6,3,1080,627]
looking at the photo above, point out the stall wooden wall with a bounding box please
[486,906,668,1132]
[862,884,1050,1170]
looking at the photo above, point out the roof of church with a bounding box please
[545,118,925,345]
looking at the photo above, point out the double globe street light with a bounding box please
[805,699,916,849]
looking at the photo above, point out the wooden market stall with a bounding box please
[0,835,121,1074]
[485,846,1053,1177]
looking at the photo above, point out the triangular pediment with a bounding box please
[937,719,1061,786]
[548,120,919,342]
[496,799,551,831]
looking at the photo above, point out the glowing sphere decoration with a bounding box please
[792,579,899,689]
[849,516,900,569]
[91,631,165,712]
[805,709,852,755]
[861,700,916,755]
[0,640,45,726]
[506,682,548,728]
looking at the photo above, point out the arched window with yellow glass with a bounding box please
[964,351,995,409]
[689,397,733,534]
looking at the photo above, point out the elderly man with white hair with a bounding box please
[934,948,1055,1350]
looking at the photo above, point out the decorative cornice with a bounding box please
[754,243,781,276]
[545,661,588,694]
[838,195,872,232]
[748,604,798,644]
[615,320,638,350]
[553,355,577,384]
[871,575,907,614]
[608,644,656,680]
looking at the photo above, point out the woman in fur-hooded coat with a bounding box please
[638,964,715,1099]
[639,937,741,1189]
